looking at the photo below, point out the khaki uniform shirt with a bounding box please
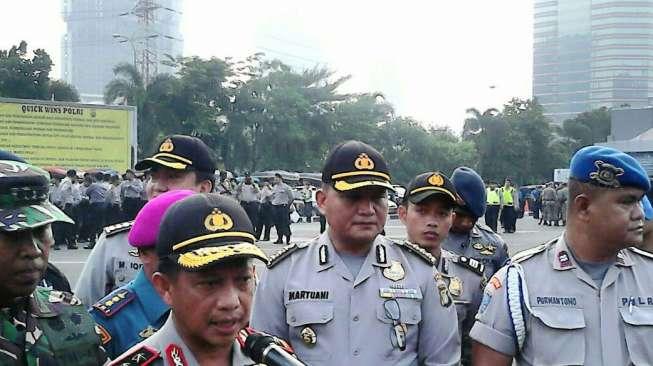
[471,234,653,365]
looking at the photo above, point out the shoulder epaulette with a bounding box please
[92,288,135,317]
[511,238,556,263]
[395,241,435,265]
[628,247,653,260]
[103,221,133,237]
[267,241,310,268]
[108,344,160,366]
[453,255,485,276]
[476,222,496,234]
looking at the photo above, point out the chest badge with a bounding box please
[448,277,463,297]
[472,243,484,250]
[139,325,158,339]
[300,326,317,346]
[383,260,405,282]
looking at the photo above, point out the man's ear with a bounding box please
[573,194,591,223]
[398,204,408,225]
[152,272,174,307]
[199,180,213,193]
[316,189,327,215]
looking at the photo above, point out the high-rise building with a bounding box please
[61,0,183,103]
[533,0,653,123]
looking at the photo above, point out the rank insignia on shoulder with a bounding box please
[396,241,435,265]
[108,344,160,366]
[93,289,135,317]
[104,221,134,237]
[166,344,189,366]
[267,243,299,268]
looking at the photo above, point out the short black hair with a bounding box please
[66,169,77,177]
[275,173,282,179]
[567,178,601,213]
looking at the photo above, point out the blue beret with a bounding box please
[569,146,650,191]
[450,167,486,218]
[642,196,653,221]
[0,150,26,163]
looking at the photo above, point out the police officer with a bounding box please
[271,173,294,244]
[251,140,460,365]
[484,181,501,232]
[90,190,195,358]
[74,135,216,306]
[471,146,653,365]
[443,167,508,278]
[0,159,108,364]
[398,171,485,366]
[111,193,294,365]
[499,178,518,233]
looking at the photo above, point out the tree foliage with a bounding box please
[0,41,80,101]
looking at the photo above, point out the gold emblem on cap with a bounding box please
[428,173,444,186]
[448,277,463,297]
[354,153,375,170]
[300,326,317,346]
[383,260,405,282]
[204,208,233,231]
[159,138,174,152]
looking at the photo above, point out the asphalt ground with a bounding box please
[51,214,564,289]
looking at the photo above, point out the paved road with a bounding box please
[51,215,564,289]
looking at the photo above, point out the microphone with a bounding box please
[243,332,306,366]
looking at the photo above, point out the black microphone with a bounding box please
[243,332,306,366]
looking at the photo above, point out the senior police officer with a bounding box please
[90,190,195,358]
[443,167,508,278]
[75,135,216,306]
[251,140,461,365]
[111,193,296,365]
[471,146,653,366]
[398,171,485,366]
[0,159,109,364]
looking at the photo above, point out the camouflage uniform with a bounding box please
[0,287,108,365]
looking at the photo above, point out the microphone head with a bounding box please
[244,332,276,362]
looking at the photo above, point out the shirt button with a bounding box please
[290,316,296,322]
[353,315,359,321]
[353,349,360,356]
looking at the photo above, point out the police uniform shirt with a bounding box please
[436,250,485,340]
[59,177,76,205]
[271,182,294,206]
[250,233,461,365]
[470,234,653,365]
[111,314,257,366]
[442,223,509,278]
[237,183,260,202]
[90,269,170,359]
[121,179,144,199]
[74,222,142,306]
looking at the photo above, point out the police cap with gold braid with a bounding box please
[156,193,268,270]
[404,171,460,206]
[135,135,215,173]
[321,140,394,192]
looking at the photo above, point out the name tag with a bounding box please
[535,296,578,307]
[380,288,420,299]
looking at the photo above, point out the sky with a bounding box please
[0,0,533,132]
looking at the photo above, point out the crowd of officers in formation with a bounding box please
[0,133,652,365]
[532,181,569,226]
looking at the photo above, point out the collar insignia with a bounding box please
[589,160,624,188]
[354,153,375,170]
[159,138,174,152]
[204,209,233,231]
[139,325,158,339]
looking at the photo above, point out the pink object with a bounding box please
[128,190,196,247]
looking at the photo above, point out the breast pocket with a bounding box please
[529,306,586,366]
[376,299,422,359]
[620,306,653,365]
[286,301,334,362]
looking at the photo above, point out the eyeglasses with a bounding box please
[383,299,407,351]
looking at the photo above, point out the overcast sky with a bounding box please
[0,1,533,132]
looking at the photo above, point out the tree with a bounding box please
[562,107,611,150]
[48,80,80,102]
